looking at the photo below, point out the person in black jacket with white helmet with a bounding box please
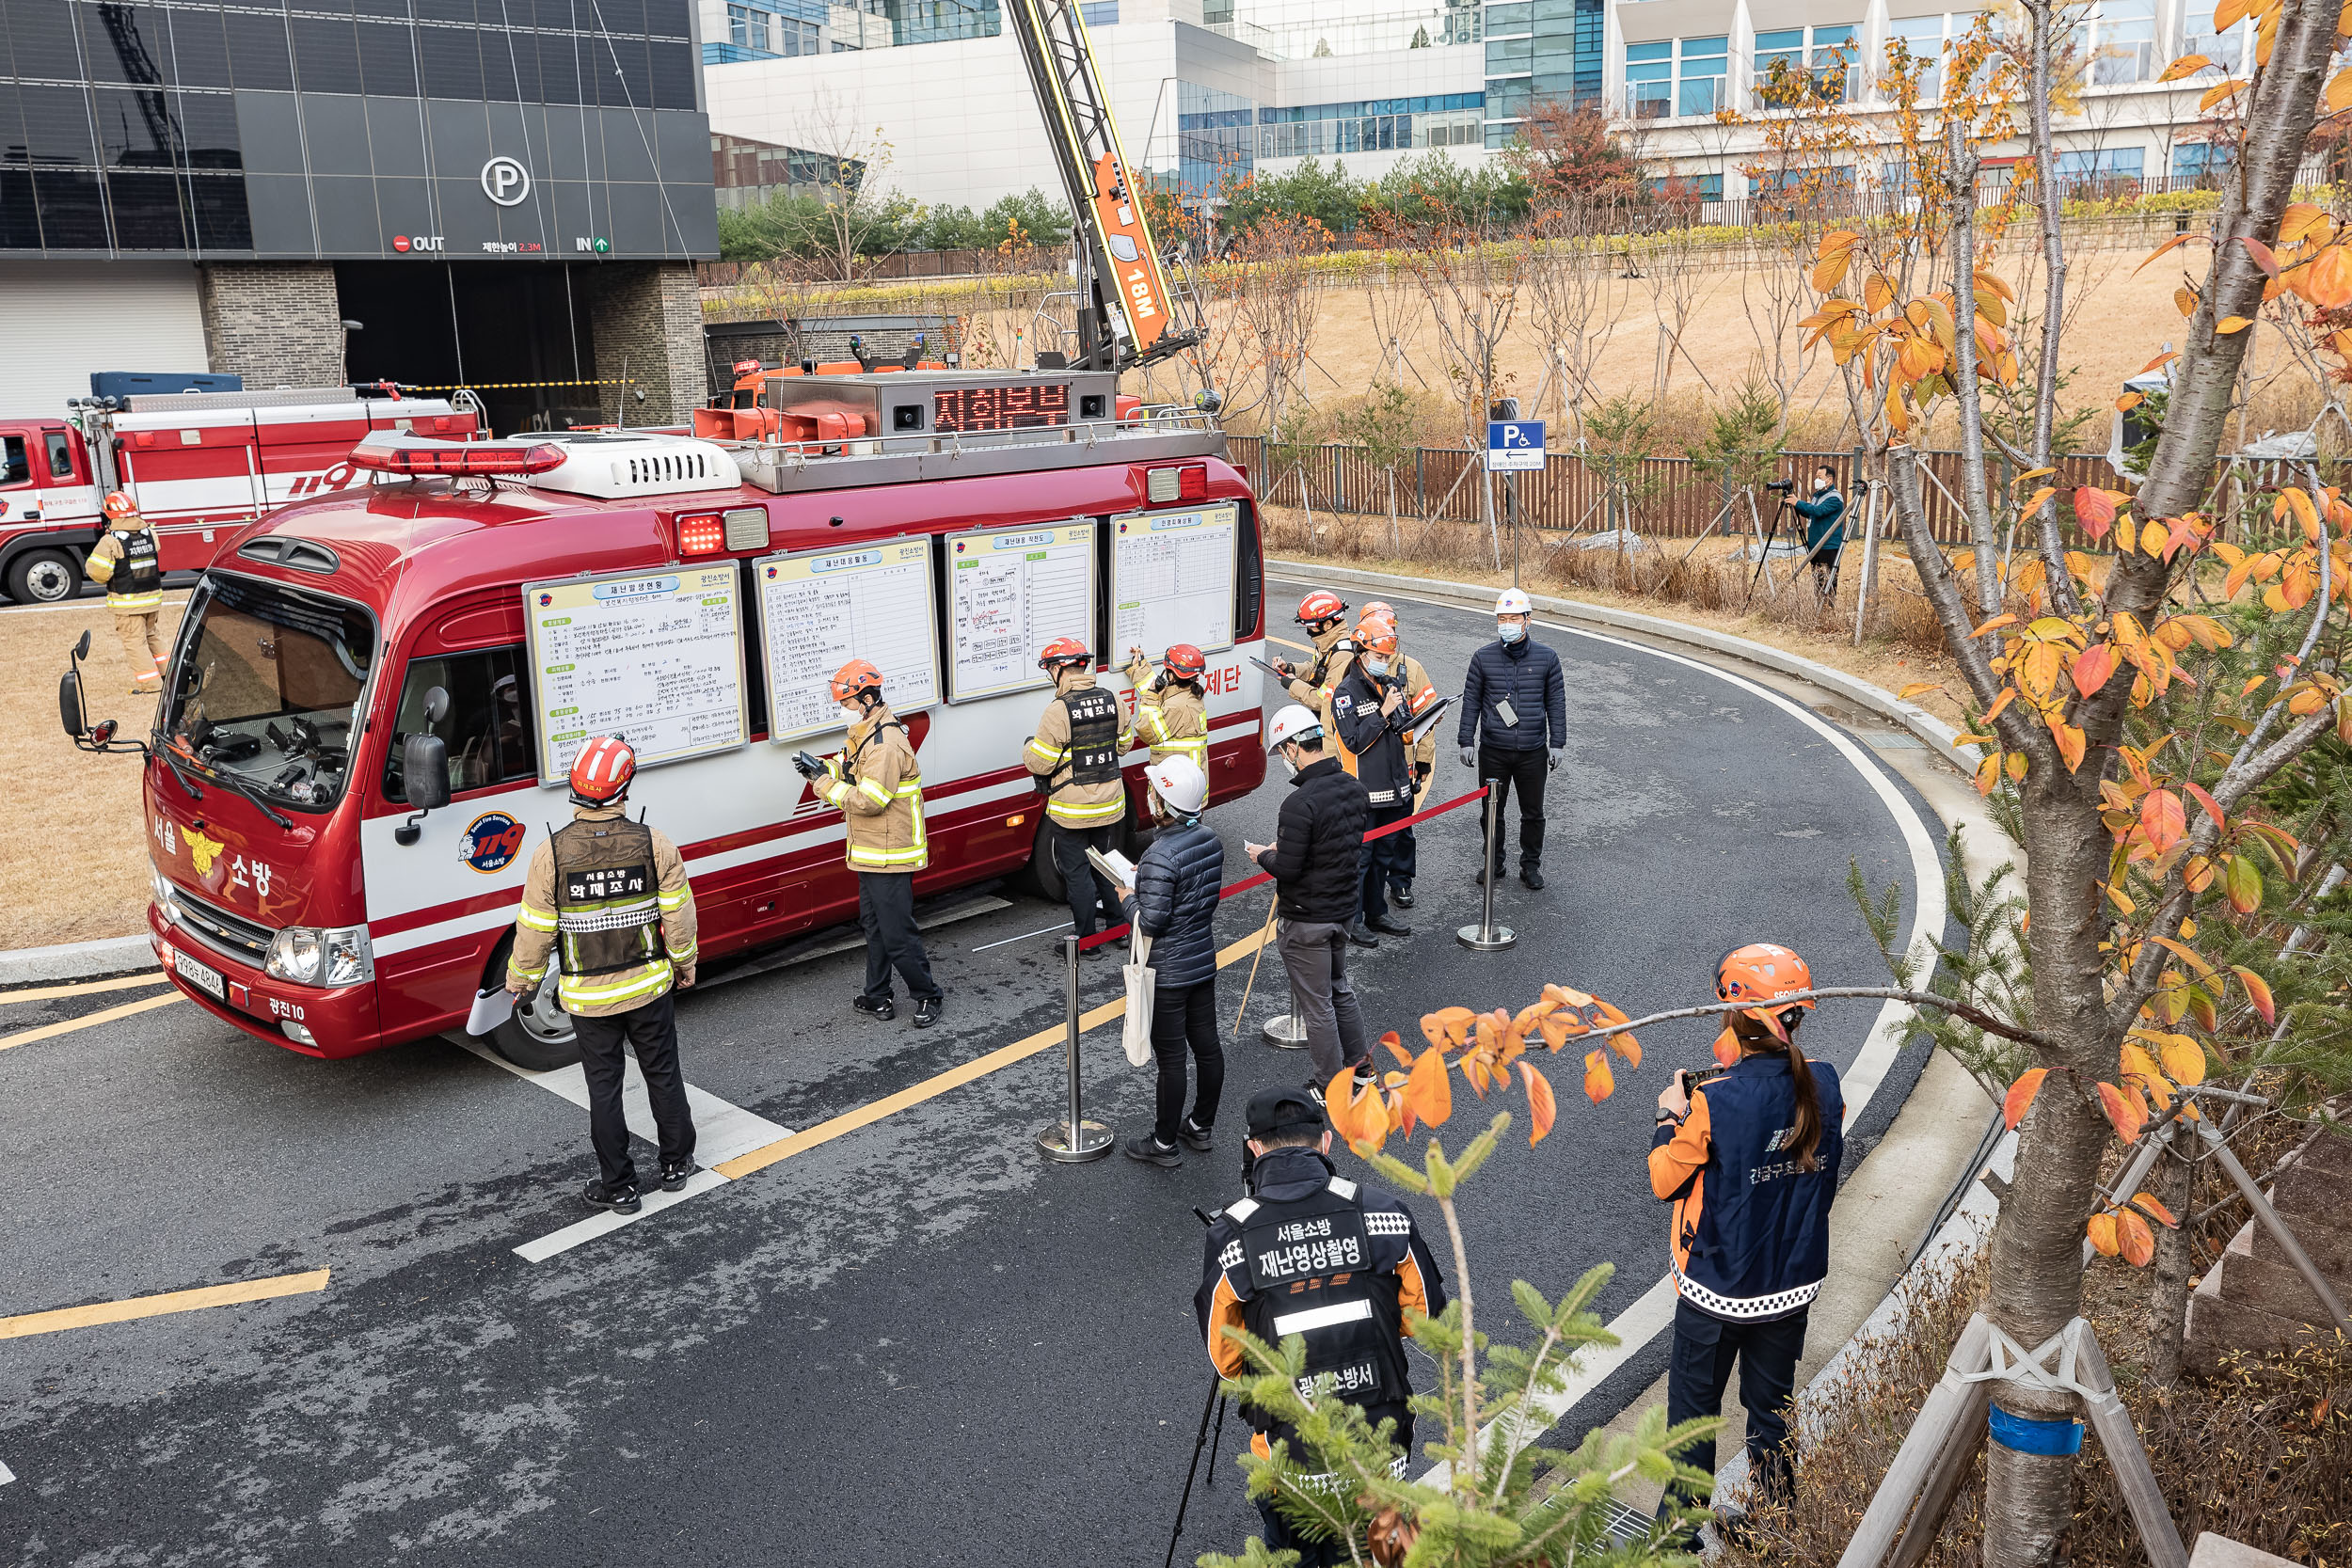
[1457,587,1567,890]
[1119,755,1227,1166]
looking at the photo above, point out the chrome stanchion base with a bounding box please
[1262,1012,1311,1049]
[1456,924,1517,952]
[1036,1119,1114,1163]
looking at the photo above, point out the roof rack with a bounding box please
[728,409,1228,497]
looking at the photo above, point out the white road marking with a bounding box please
[0,1458,14,1485]
[1271,579,1950,1470]
[454,1037,792,1260]
[971,920,1074,953]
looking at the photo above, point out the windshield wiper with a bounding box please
[169,748,296,831]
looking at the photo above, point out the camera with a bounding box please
[790,750,826,781]
[1764,478,1796,495]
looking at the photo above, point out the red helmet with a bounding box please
[1295,590,1347,628]
[568,736,637,804]
[1038,636,1091,671]
[1355,610,1398,657]
[103,491,137,519]
[830,657,883,703]
[1163,643,1206,681]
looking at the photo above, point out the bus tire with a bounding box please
[476,934,580,1070]
[1018,816,1068,904]
[7,548,81,605]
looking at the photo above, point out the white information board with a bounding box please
[523,565,748,784]
[945,520,1096,702]
[755,536,940,742]
[1111,503,1238,657]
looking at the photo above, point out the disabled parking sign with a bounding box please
[1486,420,1546,471]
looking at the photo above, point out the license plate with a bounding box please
[173,948,225,1000]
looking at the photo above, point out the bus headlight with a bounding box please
[265,924,373,987]
[152,870,181,925]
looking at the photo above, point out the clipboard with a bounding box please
[1401,693,1454,740]
[1248,655,1292,683]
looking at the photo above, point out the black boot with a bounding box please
[1390,879,1415,908]
[1520,863,1545,891]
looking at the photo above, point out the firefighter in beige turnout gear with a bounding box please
[84,492,167,696]
[799,658,944,1027]
[1274,589,1355,727]
[505,735,698,1213]
[1363,600,1441,909]
[1122,641,1209,774]
[1025,637,1135,942]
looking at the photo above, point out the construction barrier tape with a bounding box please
[1987,1406,2084,1456]
[1075,784,1489,952]
[397,379,634,391]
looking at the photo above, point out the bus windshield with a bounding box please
[159,574,376,813]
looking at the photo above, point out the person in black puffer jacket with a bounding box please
[1120,755,1228,1166]
[1457,587,1567,890]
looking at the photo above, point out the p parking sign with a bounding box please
[1486,420,1546,471]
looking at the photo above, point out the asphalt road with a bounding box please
[0,578,1947,1565]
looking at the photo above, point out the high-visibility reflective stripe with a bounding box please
[656,888,691,911]
[516,904,559,932]
[1048,797,1126,823]
[109,592,164,611]
[850,845,927,866]
[665,938,698,960]
[557,964,673,1007]
[857,778,892,806]
[1272,1299,1375,1336]
[508,961,548,982]
[1025,737,1065,764]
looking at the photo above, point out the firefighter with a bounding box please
[1024,637,1135,942]
[1360,600,1439,909]
[806,658,943,1028]
[505,736,699,1215]
[1649,943,1846,1535]
[1123,641,1209,774]
[1328,609,1415,947]
[1271,590,1354,724]
[84,491,167,697]
[1196,1085,1448,1565]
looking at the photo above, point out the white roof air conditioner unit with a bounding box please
[530,432,744,499]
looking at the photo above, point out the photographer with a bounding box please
[1777,465,1846,603]
[1649,943,1845,1538]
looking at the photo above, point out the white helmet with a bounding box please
[1495,587,1533,615]
[1266,703,1323,752]
[1145,754,1208,817]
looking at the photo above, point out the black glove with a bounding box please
[790,751,825,781]
[1416,762,1432,784]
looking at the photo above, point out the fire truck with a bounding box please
[62,369,1265,1069]
[0,386,479,604]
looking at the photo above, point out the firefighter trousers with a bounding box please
[115,610,166,693]
[1052,822,1121,939]
[572,990,696,1192]
[857,870,941,1004]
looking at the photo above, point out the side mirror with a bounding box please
[423,685,450,726]
[73,629,91,660]
[58,667,87,739]
[402,734,451,811]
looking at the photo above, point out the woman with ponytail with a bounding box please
[1647,942,1846,1541]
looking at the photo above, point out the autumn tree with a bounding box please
[1509,101,1651,207]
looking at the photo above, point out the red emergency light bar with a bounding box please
[349,436,566,477]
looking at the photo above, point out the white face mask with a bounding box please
[840,704,865,726]
[1815,476,1833,494]
[1279,745,1301,777]
[1498,620,1526,643]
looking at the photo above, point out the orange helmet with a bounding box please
[1162,643,1206,681]
[1295,590,1347,629]
[1038,636,1091,672]
[1355,610,1398,658]
[568,736,637,804]
[1713,942,1814,1063]
[103,491,137,519]
[830,657,883,704]
[1364,599,1394,621]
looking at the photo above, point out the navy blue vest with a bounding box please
[1675,1053,1845,1321]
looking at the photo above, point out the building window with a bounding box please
[1080,0,1117,24]
[2182,1,2249,73]
[2076,0,2156,84]
[1624,40,1671,119]
[1652,171,1722,202]
[727,4,771,52]
[2056,147,2146,183]
[2171,141,2231,180]
[1886,15,1946,100]
[1677,35,1725,116]
[1755,24,1855,106]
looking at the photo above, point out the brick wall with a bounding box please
[196,263,345,388]
[585,261,707,425]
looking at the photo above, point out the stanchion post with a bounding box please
[1036,934,1112,1162]
[1457,782,1517,952]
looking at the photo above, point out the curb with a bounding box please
[0,934,155,989]
[1269,559,1971,774]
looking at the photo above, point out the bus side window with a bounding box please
[382,645,538,800]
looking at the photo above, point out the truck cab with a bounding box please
[0,419,97,603]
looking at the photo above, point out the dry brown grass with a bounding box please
[0,595,184,948]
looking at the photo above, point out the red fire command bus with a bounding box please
[65,370,1265,1069]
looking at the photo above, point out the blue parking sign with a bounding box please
[1486,420,1546,471]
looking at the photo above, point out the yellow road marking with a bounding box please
[2,972,169,1006]
[1269,634,1311,654]
[717,921,1278,1180]
[0,991,183,1053]
[0,1269,329,1340]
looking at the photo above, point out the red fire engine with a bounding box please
[0,386,478,604]
[63,369,1265,1069]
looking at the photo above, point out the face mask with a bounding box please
[1815,477,1833,494]
[840,704,865,726]
[1498,621,1526,643]
[1279,746,1301,778]
[1362,656,1390,678]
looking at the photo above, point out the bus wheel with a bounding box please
[8,548,81,605]
[489,967,580,1070]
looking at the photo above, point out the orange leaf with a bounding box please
[1518,1061,1557,1146]
[2071,642,2116,697]
[1405,1044,1453,1130]
[2049,717,2088,773]
[1609,1031,1643,1069]
[1898,681,1944,701]
[2312,245,2352,309]
[2131,1191,2182,1227]
[2139,789,2185,855]
[2003,1067,2048,1130]
[2136,230,2197,272]
[1329,1068,1386,1151]
[1381,1029,1411,1068]
[2241,236,2282,277]
[2098,1080,2146,1143]
[2330,66,2352,112]
[2117,1208,2156,1266]
[2183,780,2225,830]
[1422,1006,1475,1050]
[2074,486,2116,541]
[2215,314,2253,334]
[2159,1038,2207,1087]
[1581,1048,1615,1104]
[1711,1026,1740,1068]
[2231,964,2277,1025]
[2087,1212,2121,1257]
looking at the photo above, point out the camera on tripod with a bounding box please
[1764,478,1796,496]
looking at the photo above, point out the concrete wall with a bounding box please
[197,263,346,388]
[585,261,707,424]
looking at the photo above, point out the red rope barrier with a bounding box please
[1074,784,1491,951]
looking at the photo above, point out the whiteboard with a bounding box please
[1111,503,1238,657]
[756,536,940,743]
[945,520,1097,702]
[522,565,748,784]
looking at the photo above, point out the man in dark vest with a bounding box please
[84,491,167,697]
[1196,1086,1448,1566]
[505,735,699,1214]
[1023,636,1134,942]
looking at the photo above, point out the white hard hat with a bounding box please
[1266,703,1323,751]
[1495,588,1532,615]
[1145,754,1208,816]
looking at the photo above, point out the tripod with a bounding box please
[1742,498,1792,611]
[1163,1370,1231,1568]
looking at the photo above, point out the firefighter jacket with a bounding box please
[1024,672,1134,829]
[86,518,163,613]
[1122,654,1208,769]
[1283,622,1354,724]
[818,705,928,872]
[1329,661,1415,810]
[1195,1146,1447,1460]
[1397,651,1440,784]
[1649,1052,1846,1322]
[507,804,697,1017]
